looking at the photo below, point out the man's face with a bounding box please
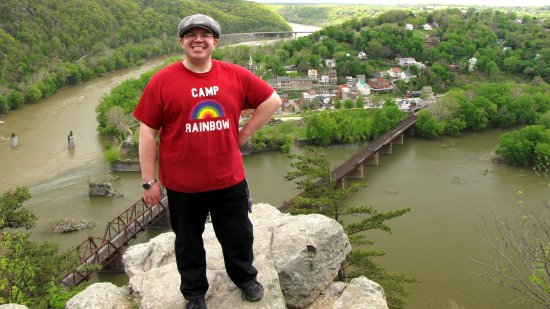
[179,27,218,61]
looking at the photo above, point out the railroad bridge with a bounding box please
[280,114,417,212]
[219,31,315,45]
[60,114,416,287]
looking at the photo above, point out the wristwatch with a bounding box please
[142,179,157,190]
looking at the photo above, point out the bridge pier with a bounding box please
[344,164,363,179]
[365,152,379,166]
[406,126,415,136]
[393,133,404,145]
[380,143,393,154]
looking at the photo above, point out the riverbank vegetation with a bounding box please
[0,0,290,114]
[414,82,550,172]
[0,187,82,307]
[269,3,549,28]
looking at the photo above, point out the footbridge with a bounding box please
[280,113,417,212]
[59,197,169,288]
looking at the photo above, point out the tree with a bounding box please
[0,187,34,229]
[0,187,81,307]
[416,109,444,138]
[105,106,137,143]
[343,98,354,109]
[474,202,550,307]
[355,96,365,109]
[496,125,550,167]
[285,147,414,308]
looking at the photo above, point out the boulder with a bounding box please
[271,213,352,308]
[66,203,388,309]
[65,282,133,309]
[0,305,29,309]
[333,276,389,309]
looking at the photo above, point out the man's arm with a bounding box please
[139,122,162,205]
[239,92,282,146]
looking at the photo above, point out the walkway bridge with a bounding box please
[59,197,169,288]
[280,114,417,212]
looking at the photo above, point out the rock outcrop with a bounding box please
[61,203,389,309]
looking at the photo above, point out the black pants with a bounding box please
[167,179,257,300]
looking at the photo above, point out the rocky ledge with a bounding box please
[2,203,389,309]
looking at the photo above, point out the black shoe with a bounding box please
[186,298,207,309]
[241,280,264,302]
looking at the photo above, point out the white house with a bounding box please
[356,80,371,96]
[325,59,336,68]
[423,24,432,31]
[405,24,414,30]
[308,69,318,80]
[358,51,367,60]
[320,75,330,84]
[397,57,417,66]
[387,67,402,79]
[468,57,477,71]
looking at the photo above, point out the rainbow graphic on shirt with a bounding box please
[191,101,225,120]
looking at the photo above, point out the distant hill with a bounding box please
[0,0,290,113]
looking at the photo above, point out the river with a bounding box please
[1,25,548,308]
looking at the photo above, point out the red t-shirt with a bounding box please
[133,60,275,193]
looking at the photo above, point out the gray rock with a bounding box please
[65,282,133,309]
[123,232,176,278]
[67,203,387,309]
[333,276,389,309]
[271,213,352,308]
[0,304,29,309]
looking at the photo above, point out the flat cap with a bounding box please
[178,14,221,38]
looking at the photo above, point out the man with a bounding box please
[133,14,282,309]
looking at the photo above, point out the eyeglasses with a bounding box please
[183,33,214,41]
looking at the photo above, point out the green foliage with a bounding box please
[0,188,82,307]
[250,120,300,153]
[266,6,550,87]
[305,104,403,146]
[0,231,81,307]
[271,4,378,27]
[418,82,550,143]
[96,66,160,138]
[104,147,122,165]
[285,147,414,308]
[0,0,290,114]
[415,109,443,138]
[496,125,550,168]
[0,187,34,230]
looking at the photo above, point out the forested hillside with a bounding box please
[0,0,290,113]
[270,4,381,27]
[216,8,550,91]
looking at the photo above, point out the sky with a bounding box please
[252,0,549,7]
